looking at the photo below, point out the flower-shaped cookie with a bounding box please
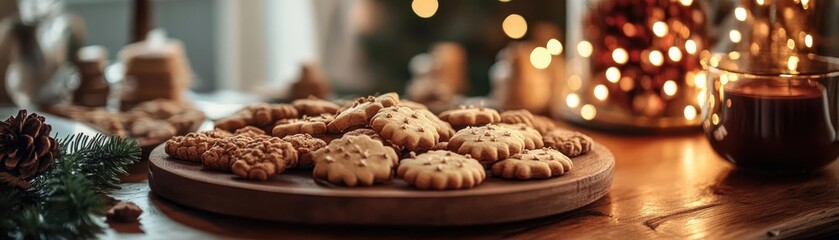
[491,148,573,180]
[543,129,593,157]
[438,105,501,129]
[312,135,399,187]
[327,93,399,133]
[447,124,525,164]
[371,106,440,151]
[397,150,486,190]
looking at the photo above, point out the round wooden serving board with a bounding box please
[148,143,615,226]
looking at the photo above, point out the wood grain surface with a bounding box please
[146,143,613,225]
[103,126,839,239]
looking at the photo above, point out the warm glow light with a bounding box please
[547,39,563,55]
[729,30,742,43]
[622,23,636,37]
[697,91,706,107]
[577,41,593,58]
[805,34,813,48]
[679,0,693,6]
[694,72,707,88]
[594,84,609,101]
[684,106,697,120]
[649,50,664,66]
[612,48,629,64]
[750,42,761,55]
[663,80,678,96]
[412,0,439,18]
[530,47,552,69]
[606,67,621,83]
[620,77,634,91]
[568,75,582,91]
[788,55,799,71]
[756,0,764,6]
[711,113,720,125]
[566,93,580,108]
[734,7,747,21]
[685,40,697,54]
[652,21,669,37]
[502,14,527,39]
[728,51,741,60]
[668,46,682,62]
[786,39,795,49]
[581,104,596,120]
[802,0,810,9]
[499,0,512,2]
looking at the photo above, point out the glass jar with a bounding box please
[558,0,710,131]
[703,52,839,173]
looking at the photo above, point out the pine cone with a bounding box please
[0,109,59,180]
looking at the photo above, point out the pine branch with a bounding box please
[56,133,141,193]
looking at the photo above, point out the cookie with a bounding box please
[417,109,455,141]
[498,123,544,150]
[447,124,526,164]
[397,150,486,190]
[166,109,206,134]
[327,93,399,133]
[312,135,399,187]
[438,104,501,129]
[431,141,449,151]
[370,106,440,151]
[233,126,267,137]
[165,129,233,162]
[343,128,383,142]
[129,118,177,145]
[500,109,535,128]
[201,135,253,171]
[491,148,573,180]
[398,100,429,110]
[532,115,558,135]
[292,96,340,116]
[271,114,333,137]
[543,129,593,157]
[230,137,298,181]
[281,134,327,169]
[215,103,299,131]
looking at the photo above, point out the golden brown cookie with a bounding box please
[500,109,535,128]
[431,141,449,151]
[398,100,429,110]
[497,123,544,150]
[292,96,340,116]
[281,134,327,169]
[130,118,177,145]
[201,135,252,171]
[397,150,486,190]
[271,114,333,137]
[215,103,299,131]
[312,135,399,187]
[531,115,558,135]
[543,129,593,157]
[438,105,501,129]
[343,128,383,142]
[417,109,455,141]
[233,126,268,137]
[128,99,191,119]
[491,148,573,180]
[447,124,526,164]
[326,93,399,133]
[230,137,298,181]
[165,129,233,162]
[166,110,206,134]
[370,106,440,151]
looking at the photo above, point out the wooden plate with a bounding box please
[148,143,614,226]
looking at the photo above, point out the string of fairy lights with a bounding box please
[409,0,817,127]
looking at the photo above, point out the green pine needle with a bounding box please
[1,133,141,240]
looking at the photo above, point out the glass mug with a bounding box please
[702,51,839,173]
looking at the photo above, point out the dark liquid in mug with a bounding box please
[707,80,839,172]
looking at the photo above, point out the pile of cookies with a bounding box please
[164,93,594,190]
[47,99,206,146]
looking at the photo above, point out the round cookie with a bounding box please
[397,150,486,190]
[370,106,440,151]
[497,123,544,150]
[438,105,501,129]
[417,109,455,141]
[230,137,299,181]
[543,129,593,157]
[292,96,340,116]
[312,135,399,187]
[327,93,399,133]
[447,124,526,164]
[500,109,535,127]
[282,134,327,169]
[272,114,333,137]
[491,148,573,180]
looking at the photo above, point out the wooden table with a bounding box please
[103,127,839,239]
